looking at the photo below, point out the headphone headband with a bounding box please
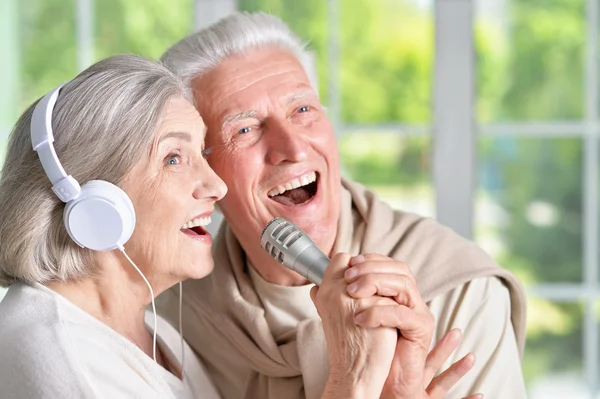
[30,84,81,202]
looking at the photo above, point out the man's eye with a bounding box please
[238,127,251,134]
[298,106,310,113]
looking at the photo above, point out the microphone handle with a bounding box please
[294,245,330,286]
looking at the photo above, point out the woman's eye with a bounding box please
[238,127,251,134]
[298,106,310,113]
[165,154,181,165]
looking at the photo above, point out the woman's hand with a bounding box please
[311,253,398,399]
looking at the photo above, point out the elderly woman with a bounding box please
[0,54,472,399]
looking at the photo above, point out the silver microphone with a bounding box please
[259,217,330,286]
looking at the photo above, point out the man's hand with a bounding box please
[312,253,398,399]
[344,254,481,399]
[419,329,481,399]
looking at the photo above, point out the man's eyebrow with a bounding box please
[285,90,313,105]
[158,131,193,143]
[222,110,259,127]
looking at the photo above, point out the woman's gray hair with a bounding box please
[0,54,186,287]
[160,11,316,100]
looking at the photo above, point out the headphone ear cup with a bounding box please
[64,180,136,251]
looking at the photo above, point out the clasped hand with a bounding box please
[311,253,482,399]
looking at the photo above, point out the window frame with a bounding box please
[1,0,599,395]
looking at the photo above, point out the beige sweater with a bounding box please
[157,179,527,399]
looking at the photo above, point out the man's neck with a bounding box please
[249,253,311,286]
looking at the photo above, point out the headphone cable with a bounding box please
[118,246,157,362]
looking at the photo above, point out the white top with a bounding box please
[0,282,220,399]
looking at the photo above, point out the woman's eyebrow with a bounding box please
[158,131,193,143]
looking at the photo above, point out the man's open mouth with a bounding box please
[267,172,319,206]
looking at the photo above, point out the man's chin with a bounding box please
[297,220,336,252]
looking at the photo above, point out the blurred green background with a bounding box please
[0,0,597,397]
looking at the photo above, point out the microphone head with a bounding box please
[260,218,330,285]
[259,218,311,266]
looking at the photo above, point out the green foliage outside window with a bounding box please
[2,0,593,393]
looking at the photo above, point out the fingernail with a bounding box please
[450,327,462,337]
[466,352,476,364]
[350,255,365,265]
[347,282,358,293]
[344,267,358,279]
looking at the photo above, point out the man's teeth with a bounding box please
[267,172,317,197]
[181,216,211,229]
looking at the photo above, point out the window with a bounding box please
[475,0,599,396]
[1,1,598,396]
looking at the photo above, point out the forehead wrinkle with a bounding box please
[159,131,193,144]
[216,57,302,89]
[217,70,312,128]
[209,65,308,115]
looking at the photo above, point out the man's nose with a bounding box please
[265,121,309,165]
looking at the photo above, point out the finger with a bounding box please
[426,352,477,399]
[324,252,352,283]
[309,285,319,303]
[345,257,414,283]
[309,285,324,318]
[347,273,421,309]
[350,253,397,264]
[463,395,483,399]
[423,329,463,384]
[354,305,433,338]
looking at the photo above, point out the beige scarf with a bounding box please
[166,179,526,399]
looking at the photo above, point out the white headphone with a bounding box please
[30,84,136,251]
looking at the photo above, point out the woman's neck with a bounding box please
[45,251,159,362]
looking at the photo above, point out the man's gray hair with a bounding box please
[160,11,316,99]
[0,54,185,287]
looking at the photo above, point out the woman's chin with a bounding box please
[184,258,215,280]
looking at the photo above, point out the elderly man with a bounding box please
[158,11,527,399]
